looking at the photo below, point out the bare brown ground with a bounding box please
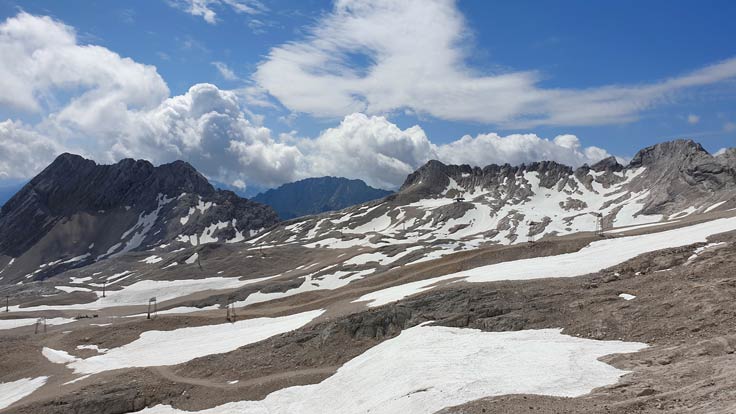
[3,211,736,413]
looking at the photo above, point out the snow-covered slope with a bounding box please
[139,326,645,414]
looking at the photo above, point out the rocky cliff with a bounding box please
[0,154,278,282]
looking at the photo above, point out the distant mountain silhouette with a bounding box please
[253,177,392,220]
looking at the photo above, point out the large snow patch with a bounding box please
[0,317,76,330]
[0,377,48,410]
[357,216,736,307]
[138,325,645,414]
[58,309,323,374]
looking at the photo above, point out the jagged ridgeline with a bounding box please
[0,154,278,281]
[253,140,736,248]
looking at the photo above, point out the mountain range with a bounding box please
[1,138,732,285]
[3,139,736,414]
[254,139,736,253]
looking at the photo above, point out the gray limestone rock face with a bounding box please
[0,154,279,282]
[624,140,736,215]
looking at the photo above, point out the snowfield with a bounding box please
[7,276,269,312]
[0,317,76,330]
[47,309,324,374]
[0,377,48,410]
[138,325,646,414]
[42,347,78,364]
[357,216,736,307]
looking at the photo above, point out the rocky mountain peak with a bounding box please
[716,148,736,169]
[629,139,709,168]
[401,159,576,199]
[146,160,215,198]
[399,160,468,198]
[48,152,96,169]
[590,156,624,172]
[0,154,279,281]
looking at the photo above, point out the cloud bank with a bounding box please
[0,12,612,190]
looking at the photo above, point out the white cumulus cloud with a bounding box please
[436,133,610,169]
[0,120,67,179]
[296,114,611,189]
[0,13,297,188]
[0,12,168,115]
[0,12,614,192]
[299,113,436,189]
[108,83,303,189]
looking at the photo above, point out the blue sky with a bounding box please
[0,0,734,192]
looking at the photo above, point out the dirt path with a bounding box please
[152,365,338,390]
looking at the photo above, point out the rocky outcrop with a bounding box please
[590,156,624,172]
[625,140,736,214]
